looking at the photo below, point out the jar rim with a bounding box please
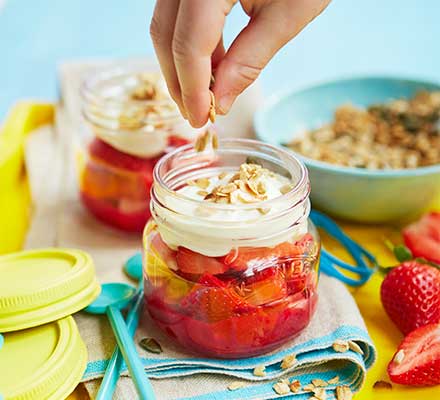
[152,138,310,213]
[80,61,188,142]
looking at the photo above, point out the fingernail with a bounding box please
[218,94,234,115]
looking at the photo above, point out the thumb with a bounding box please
[213,0,329,114]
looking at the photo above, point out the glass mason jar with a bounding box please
[143,139,320,358]
[77,61,203,232]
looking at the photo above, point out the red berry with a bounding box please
[89,137,158,174]
[240,267,287,306]
[181,278,248,322]
[176,247,229,275]
[381,261,440,335]
[80,192,149,232]
[403,212,440,264]
[388,323,440,386]
[223,235,314,272]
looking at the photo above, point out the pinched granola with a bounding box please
[194,128,218,152]
[287,91,440,169]
[209,90,216,123]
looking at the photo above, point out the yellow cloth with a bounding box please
[2,103,439,399]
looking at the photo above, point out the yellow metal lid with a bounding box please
[0,248,100,332]
[0,316,87,400]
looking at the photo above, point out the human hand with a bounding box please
[150,0,330,127]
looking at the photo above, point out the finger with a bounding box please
[211,36,226,71]
[213,0,330,114]
[173,0,233,127]
[150,0,187,118]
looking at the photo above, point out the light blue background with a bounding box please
[1,0,439,119]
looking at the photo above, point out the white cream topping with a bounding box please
[154,165,309,256]
[95,127,169,158]
[93,75,202,158]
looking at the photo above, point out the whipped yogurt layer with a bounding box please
[93,73,187,158]
[155,163,310,257]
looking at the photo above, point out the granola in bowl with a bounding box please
[286,91,440,169]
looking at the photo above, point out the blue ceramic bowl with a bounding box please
[255,77,440,223]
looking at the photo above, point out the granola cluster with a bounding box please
[287,91,440,169]
[187,163,293,216]
[118,73,177,130]
[190,163,277,204]
[228,349,354,399]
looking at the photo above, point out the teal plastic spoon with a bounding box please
[86,281,155,400]
[96,253,151,400]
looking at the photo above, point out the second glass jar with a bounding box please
[77,61,203,232]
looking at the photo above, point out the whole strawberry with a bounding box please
[380,261,440,335]
[388,323,440,386]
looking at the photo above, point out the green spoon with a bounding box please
[86,281,154,399]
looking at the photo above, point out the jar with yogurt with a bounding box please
[143,139,320,358]
[78,61,203,232]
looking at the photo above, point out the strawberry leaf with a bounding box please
[393,245,413,263]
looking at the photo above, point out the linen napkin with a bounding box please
[79,273,375,400]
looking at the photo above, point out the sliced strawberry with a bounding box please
[380,261,440,334]
[89,137,158,173]
[176,247,229,275]
[286,272,308,295]
[239,267,287,306]
[150,232,178,271]
[388,323,440,386]
[182,280,248,322]
[403,212,440,264]
[80,191,149,232]
[197,273,227,287]
[224,235,314,272]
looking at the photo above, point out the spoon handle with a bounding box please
[96,288,144,400]
[106,305,156,400]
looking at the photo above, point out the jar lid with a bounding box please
[0,316,87,400]
[0,248,101,332]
